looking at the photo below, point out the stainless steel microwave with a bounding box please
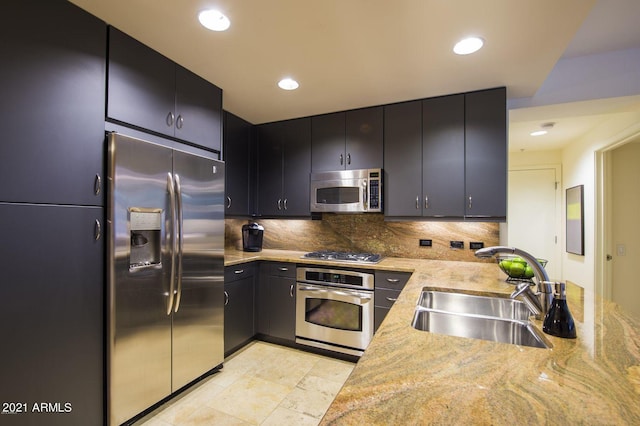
[310,168,382,213]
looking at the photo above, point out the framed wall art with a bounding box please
[566,185,584,255]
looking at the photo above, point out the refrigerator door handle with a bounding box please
[173,174,184,313]
[166,172,177,315]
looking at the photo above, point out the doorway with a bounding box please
[505,165,562,280]
[600,138,640,319]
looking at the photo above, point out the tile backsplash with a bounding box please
[226,214,499,262]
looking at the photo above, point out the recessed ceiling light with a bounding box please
[453,37,484,55]
[530,122,555,136]
[278,78,299,91]
[198,10,230,31]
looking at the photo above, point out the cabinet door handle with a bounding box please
[166,112,175,127]
[416,196,420,209]
[283,198,288,210]
[224,290,229,306]
[234,269,244,275]
[468,196,473,209]
[94,219,101,241]
[424,195,429,209]
[94,174,102,196]
[227,196,232,209]
[385,296,398,302]
[289,284,294,298]
[340,153,344,165]
[347,153,351,165]
[386,278,400,283]
[278,267,289,271]
[176,114,184,129]
[277,199,282,210]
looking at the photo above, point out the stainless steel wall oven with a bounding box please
[296,267,374,356]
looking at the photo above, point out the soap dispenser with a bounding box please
[543,282,577,339]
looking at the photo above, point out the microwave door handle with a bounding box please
[362,179,368,211]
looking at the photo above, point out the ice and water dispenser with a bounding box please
[129,209,162,269]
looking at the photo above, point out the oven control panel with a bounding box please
[296,267,375,290]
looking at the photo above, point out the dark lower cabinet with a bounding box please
[374,270,411,331]
[0,203,104,426]
[224,265,256,356]
[0,0,106,206]
[257,262,297,341]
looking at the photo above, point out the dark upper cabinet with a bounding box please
[175,65,223,150]
[107,27,222,152]
[346,107,384,170]
[311,112,344,171]
[0,0,106,206]
[383,101,423,216]
[384,88,506,219]
[422,94,465,217]
[257,118,311,217]
[0,203,104,426]
[465,88,507,219]
[311,107,383,171]
[223,111,252,216]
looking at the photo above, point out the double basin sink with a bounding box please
[412,289,551,349]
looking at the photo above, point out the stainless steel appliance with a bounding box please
[296,267,375,356]
[107,132,225,425]
[310,168,382,213]
[302,250,382,264]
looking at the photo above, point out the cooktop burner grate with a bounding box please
[302,250,382,264]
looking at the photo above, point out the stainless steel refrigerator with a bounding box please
[106,132,224,425]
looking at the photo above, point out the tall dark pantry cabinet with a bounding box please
[0,1,105,425]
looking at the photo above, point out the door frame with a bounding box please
[595,125,640,301]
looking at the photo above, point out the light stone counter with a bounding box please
[224,249,640,424]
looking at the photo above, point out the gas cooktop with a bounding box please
[302,250,383,264]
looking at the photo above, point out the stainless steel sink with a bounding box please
[412,290,552,349]
[416,290,533,321]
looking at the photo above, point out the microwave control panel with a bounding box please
[368,170,381,211]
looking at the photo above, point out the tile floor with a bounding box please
[134,341,355,426]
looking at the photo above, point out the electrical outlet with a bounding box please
[470,242,484,250]
[419,239,432,247]
[450,240,464,249]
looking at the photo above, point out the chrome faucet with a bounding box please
[474,246,554,320]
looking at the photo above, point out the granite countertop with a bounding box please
[225,249,640,424]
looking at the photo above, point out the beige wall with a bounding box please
[509,149,562,167]
[561,110,640,292]
[226,215,499,263]
[610,140,640,318]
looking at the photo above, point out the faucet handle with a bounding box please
[510,282,532,299]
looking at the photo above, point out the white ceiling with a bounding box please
[70,0,640,152]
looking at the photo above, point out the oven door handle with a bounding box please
[297,284,373,301]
